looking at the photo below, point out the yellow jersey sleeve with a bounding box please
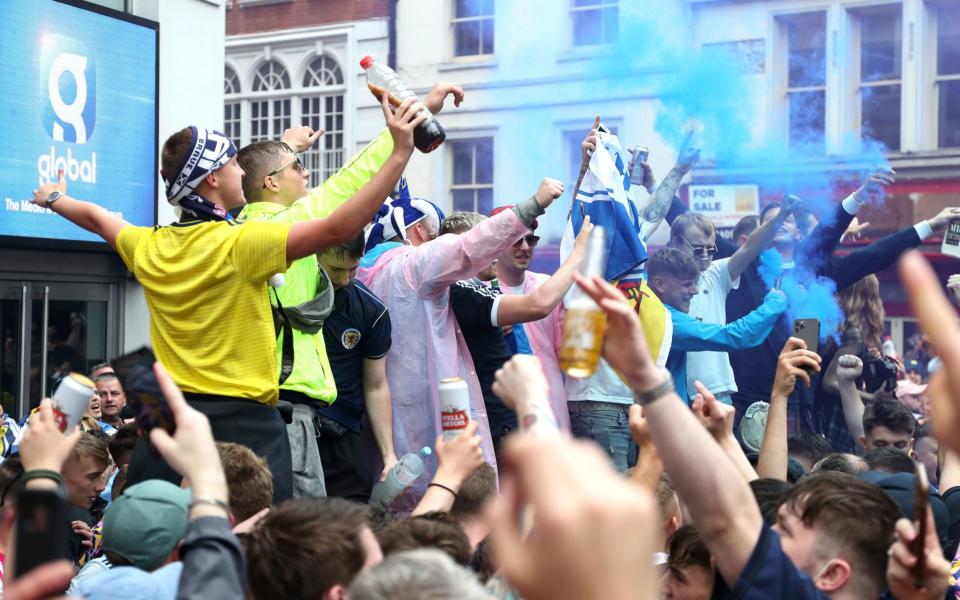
[115,226,150,272]
[230,221,291,283]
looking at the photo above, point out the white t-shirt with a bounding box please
[685,258,740,399]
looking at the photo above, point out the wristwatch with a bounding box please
[44,191,62,208]
[633,368,675,406]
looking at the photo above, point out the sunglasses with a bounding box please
[262,156,306,188]
[513,234,540,248]
[679,234,717,258]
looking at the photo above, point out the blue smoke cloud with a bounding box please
[475,0,903,336]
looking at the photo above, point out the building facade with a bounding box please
[224,0,390,188]
[687,0,960,350]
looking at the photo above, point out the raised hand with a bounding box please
[434,420,485,488]
[690,381,736,443]
[926,207,960,233]
[948,274,960,304]
[493,354,549,413]
[675,130,700,171]
[572,273,660,391]
[18,398,82,473]
[836,354,863,383]
[281,125,325,152]
[31,169,67,208]
[381,95,428,156]
[886,506,950,600]
[899,251,960,454]
[491,435,658,600]
[852,167,896,203]
[423,82,465,114]
[534,178,565,210]
[772,337,822,398]
[841,216,870,242]
[580,116,601,167]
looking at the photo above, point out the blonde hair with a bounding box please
[839,275,884,350]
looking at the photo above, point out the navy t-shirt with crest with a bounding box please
[318,279,391,432]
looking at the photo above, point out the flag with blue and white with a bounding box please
[560,129,648,281]
[560,127,671,371]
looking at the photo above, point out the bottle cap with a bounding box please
[420,446,433,456]
[359,55,375,69]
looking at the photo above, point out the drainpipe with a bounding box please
[388,0,398,70]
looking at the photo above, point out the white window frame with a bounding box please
[224,65,242,143]
[299,55,346,186]
[450,0,495,59]
[932,1,960,148]
[773,10,829,154]
[849,3,904,153]
[570,0,619,48]
[448,137,495,215]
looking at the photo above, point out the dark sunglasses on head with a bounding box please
[263,157,306,188]
[513,234,540,248]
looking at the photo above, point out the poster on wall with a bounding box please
[0,0,158,244]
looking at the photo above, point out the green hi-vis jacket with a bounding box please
[239,129,394,405]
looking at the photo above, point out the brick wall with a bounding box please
[226,0,389,35]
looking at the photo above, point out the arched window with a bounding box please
[223,66,242,142]
[300,55,345,186]
[250,60,291,143]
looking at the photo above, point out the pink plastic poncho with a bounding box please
[496,271,570,431]
[357,209,530,511]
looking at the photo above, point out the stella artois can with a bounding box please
[439,377,470,441]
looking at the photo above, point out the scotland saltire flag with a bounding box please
[560,129,648,281]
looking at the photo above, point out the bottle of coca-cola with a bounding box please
[360,55,446,153]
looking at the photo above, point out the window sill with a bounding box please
[556,45,616,63]
[438,57,497,72]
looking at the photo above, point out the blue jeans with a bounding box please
[568,401,633,472]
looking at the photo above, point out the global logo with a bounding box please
[41,36,96,144]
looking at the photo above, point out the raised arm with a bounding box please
[835,354,866,445]
[757,338,821,481]
[670,290,786,352]
[800,168,895,271]
[691,382,758,482]
[644,133,698,228]
[31,170,128,249]
[575,273,764,588]
[829,207,960,291]
[496,219,591,326]
[285,95,422,261]
[727,196,799,281]
[284,84,464,222]
[412,179,563,297]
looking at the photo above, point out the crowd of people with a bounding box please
[2,79,960,600]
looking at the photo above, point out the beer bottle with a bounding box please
[360,55,446,153]
[559,226,608,378]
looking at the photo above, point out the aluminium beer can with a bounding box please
[439,377,470,441]
[629,146,650,186]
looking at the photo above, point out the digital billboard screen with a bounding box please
[0,0,158,245]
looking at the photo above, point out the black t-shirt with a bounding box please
[449,279,516,435]
[318,280,391,432]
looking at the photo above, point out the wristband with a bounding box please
[22,469,65,486]
[190,497,230,513]
[633,368,675,406]
[427,483,457,498]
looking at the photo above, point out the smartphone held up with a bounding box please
[111,347,175,444]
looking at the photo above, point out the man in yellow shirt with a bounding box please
[31,95,425,502]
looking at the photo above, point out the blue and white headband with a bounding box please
[165,127,237,207]
[365,178,446,251]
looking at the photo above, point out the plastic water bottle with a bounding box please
[369,446,433,506]
[360,55,446,153]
